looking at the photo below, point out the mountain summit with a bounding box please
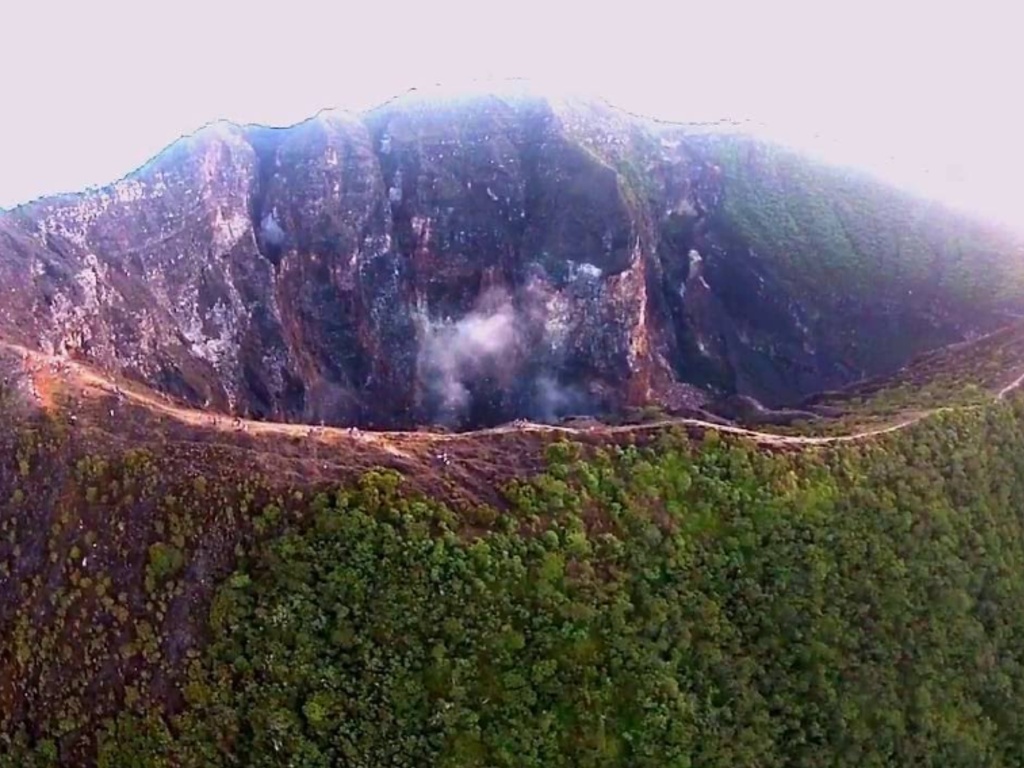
[2,91,1022,429]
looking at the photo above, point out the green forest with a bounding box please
[7,395,1024,765]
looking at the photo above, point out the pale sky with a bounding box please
[3,0,1022,227]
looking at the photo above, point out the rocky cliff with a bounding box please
[2,87,1022,428]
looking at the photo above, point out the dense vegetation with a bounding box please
[7,390,1024,765]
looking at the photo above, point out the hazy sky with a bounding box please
[3,0,1022,226]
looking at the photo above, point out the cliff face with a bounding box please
[2,90,1022,428]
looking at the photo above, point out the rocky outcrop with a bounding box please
[1,87,1021,428]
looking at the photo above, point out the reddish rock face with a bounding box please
[1,90,1021,428]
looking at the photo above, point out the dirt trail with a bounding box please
[8,345,414,459]
[7,341,1024,450]
[997,370,1024,400]
[464,411,935,447]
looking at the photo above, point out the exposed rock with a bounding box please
[1,88,1022,429]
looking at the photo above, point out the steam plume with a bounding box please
[417,289,521,422]
[260,212,285,248]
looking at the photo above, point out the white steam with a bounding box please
[260,211,286,248]
[532,372,586,422]
[418,289,520,418]
[416,283,597,426]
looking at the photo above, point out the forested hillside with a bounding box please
[5,379,1024,765]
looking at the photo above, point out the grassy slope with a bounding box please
[756,321,1024,436]
[708,135,1024,305]
[697,135,1024,374]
